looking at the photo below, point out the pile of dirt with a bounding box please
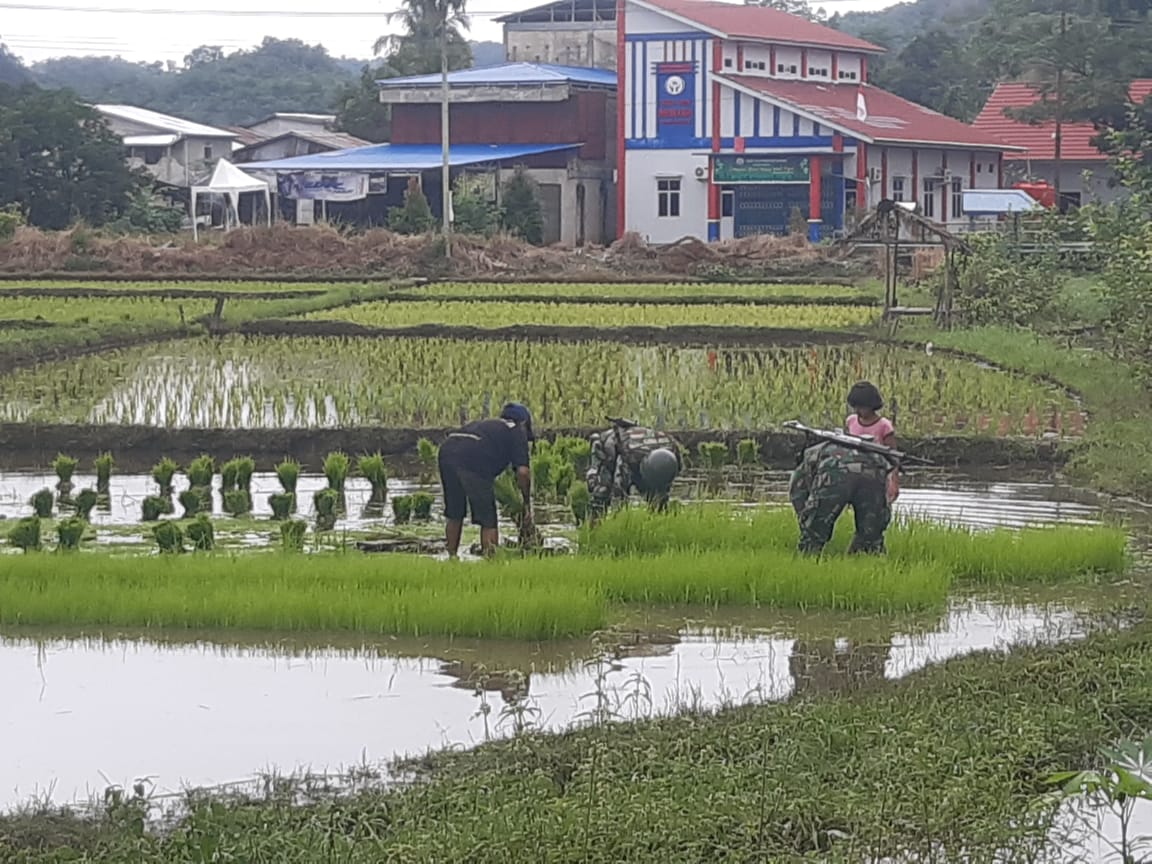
[0,224,869,281]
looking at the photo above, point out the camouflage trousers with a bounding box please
[587,427,676,516]
[791,462,891,555]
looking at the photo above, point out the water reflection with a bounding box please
[789,638,893,698]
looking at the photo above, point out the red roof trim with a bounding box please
[722,76,1018,151]
[634,0,886,54]
[972,80,1152,162]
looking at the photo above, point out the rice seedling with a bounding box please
[531,454,558,503]
[7,516,41,552]
[52,453,78,494]
[178,489,202,519]
[280,519,307,551]
[55,517,85,551]
[323,451,351,493]
[493,470,524,521]
[569,481,590,525]
[736,438,760,467]
[220,458,241,491]
[275,458,300,494]
[268,492,295,521]
[414,280,870,300]
[153,521,184,554]
[234,456,255,492]
[416,438,438,485]
[391,494,413,525]
[697,441,729,470]
[223,490,252,518]
[72,488,98,520]
[151,457,178,497]
[411,491,434,521]
[554,462,576,500]
[313,489,339,531]
[142,496,172,523]
[357,453,388,502]
[93,451,114,494]
[0,553,607,639]
[582,506,1129,584]
[186,514,215,551]
[186,454,215,489]
[29,488,53,518]
[551,435,592,474]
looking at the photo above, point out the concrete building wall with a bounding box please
[1003,159,1123,204]
[624,149,709,243]
[505,25,616,68]
[126,135,227,187]
[246,116,332,137]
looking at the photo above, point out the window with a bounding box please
[777,63,786,72]
[838,70,858,81]
[809,67,829,77]
[987,163,994,173]
[725,57,733,68]
[976,162,982,173]
[891,177,905,202]
[657,178,681,218]
[922,179,935,218]
[203,144,213,160]
[721,189,734,218]
[951,178,963,219]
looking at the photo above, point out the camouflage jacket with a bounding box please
[788,441,890,512]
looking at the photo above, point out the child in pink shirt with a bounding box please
[845,381,900,503]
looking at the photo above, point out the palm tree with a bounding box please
[374,0,471,248]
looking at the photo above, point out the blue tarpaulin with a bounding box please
[245,142,583,173]
[375,62,617,90]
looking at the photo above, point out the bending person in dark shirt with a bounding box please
[437,402,534,558]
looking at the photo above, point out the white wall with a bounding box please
[774,46,801,77]
[837,53,863,82]
[1004,159,1123,204]
[625,5,682,34]
[806,49,832,80]
[625,149,709,243]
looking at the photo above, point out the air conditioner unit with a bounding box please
[694,166,709,181]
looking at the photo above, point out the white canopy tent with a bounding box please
[191,159,272,241]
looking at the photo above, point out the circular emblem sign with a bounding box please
[664,75,686,96]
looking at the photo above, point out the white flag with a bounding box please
[856,89,868,122]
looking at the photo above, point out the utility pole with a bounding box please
[440,6,452,256]
[1053,9,1066,208]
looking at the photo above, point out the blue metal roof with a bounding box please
[245,142,583,172]
[376,62,617,90]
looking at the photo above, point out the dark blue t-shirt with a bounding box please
[441,418,530,480]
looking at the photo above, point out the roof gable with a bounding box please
[633,0,885,54]
[972,80,1152,161]
[94,104,235,140]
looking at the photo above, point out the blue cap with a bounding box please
[500,402,535,440]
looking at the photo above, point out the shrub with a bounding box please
[142,496,171,522]
[281,519,307,552]
[269,492,295,521]
[30,488,54,518]
[56,517,86,551]
[0,204,24,241]
[153,521,184,554]
[73,488,99,520]
[951,232,1066,326]
[502,167,544,245]
[313,488,339,531]
[391,494,413,525]
[223,490,252,518]
[411,491,434,521]
[276,458,300,494]
[452,173,501,236]
[358,453,388,502]
[8,516,41,552]
[388,177,436,235]
[186,514,215,551]
[152,457,179,496]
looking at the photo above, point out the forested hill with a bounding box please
[833,0,993,51]
[0,37,504,129]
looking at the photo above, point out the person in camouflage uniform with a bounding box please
[789,439,892,554]
[587,422,682,518]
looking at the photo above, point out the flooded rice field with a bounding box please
[0,597,1114,809]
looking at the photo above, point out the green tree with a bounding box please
[374,0,473,76]
[0,84,142,230]
[0,40,27,87]
[388,177,436,234]
[452,174,500,235]
[747,0,827,22]
[869,30,991,121]
[334,64,392,142]
[501,168,544,245]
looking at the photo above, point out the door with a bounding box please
[720,189,735,241]
[538,183,562,245]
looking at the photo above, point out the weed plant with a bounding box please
[73,488,98,520]
[186,514,214,551]
[7,516,40,552]
[323,451,351,493]
[29,488,53,518]
[153,522,183,554]
[55,517,85,551]
[151,457,178,496]
[269,493,294,521]
[275,458,300,494]
[583,506,1128,584]
[94,451,114,494]
[280,520,307,552]
[358,453,388,502]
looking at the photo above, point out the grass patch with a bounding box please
[583,505,1128,584]
[5,619,1152,862]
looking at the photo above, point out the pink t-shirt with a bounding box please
[846,414,895,443]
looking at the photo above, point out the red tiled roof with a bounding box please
[637,0,885,54]
[972,80,1152,161]
[724,76,1015,150]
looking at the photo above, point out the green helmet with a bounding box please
[639,447,679,491]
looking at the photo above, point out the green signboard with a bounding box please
[713,155,810,184]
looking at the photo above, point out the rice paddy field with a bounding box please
[1,277,1148,863]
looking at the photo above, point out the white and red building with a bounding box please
[617,0,1017,242]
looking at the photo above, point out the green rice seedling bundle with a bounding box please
[411,491,435,521]
[221,456,256,493]
[736,438,760,467]
[305,300,878,330]
[29,488,53,518]
[281,519,307,551]
[152,456,178,496]
[55,517,85,551]
[186,514,215,551]
[178,489,202,519]
[358,453,388,502]
[7,516,41,552]
[153,522,184,554]
[52,453,78,496]
[493,470,524,520]
[411,281,871,301]
[323,451,351,493]
[416,438,438,484]
[186,455,215,512]
[697,441,729,470]
[73,488,98,520]
[391,494,413,525]
[142,496,172,522]
[584,506,1129,584]
[0,554,607,640]
[569,481,591,525]
[0,337,1080,437]
[268,492,295,521]
[94,451,114,495]
[313,489,339,531]
[551,436,592,474]
[223,490,252,518]
[276,458,301,494]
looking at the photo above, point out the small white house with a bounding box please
[95,104,237,188]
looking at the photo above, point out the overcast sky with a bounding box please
[2,0,897,64]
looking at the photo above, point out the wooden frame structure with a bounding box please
[837,199,972,328]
